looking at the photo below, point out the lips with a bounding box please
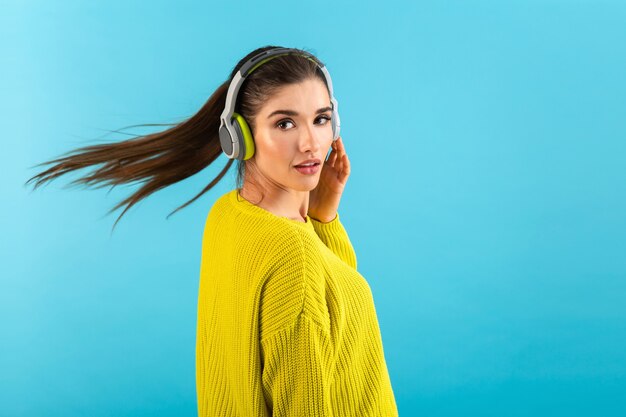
[294,158,321,167]
[294,163,320,175]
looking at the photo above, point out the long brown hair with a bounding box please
[24,45,330,232]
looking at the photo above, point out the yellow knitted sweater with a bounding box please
[196,189,398,416]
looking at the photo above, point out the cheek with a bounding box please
[255,137,293,166]
[324,138,334,152]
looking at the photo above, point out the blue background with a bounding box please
[2,0,626,416]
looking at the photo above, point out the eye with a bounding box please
[317,115,331,125]
[276,119,294,130]
[275,115,332,130]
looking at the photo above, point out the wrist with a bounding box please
[309,212,337,223]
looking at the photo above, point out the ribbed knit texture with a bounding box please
[196,189,398,416]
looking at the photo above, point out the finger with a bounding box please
[339,154,350,181]
[337,137,346,156]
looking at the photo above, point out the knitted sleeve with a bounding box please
[260,311,335,416]
[309,212,358,270]
[259,230,335,416]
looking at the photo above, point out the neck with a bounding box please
[240,178,309,222]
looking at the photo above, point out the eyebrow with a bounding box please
[267,106,332,119]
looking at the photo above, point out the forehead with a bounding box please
[261,79,330,112]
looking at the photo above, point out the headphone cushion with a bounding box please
[332,109,340,141]
[232,112,255,160]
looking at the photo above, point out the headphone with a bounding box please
[218,47,341,161]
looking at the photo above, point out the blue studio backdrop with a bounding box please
[2,1,626,416]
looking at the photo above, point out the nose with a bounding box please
[299,123,321,154]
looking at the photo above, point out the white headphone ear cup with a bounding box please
[332,110,340,141]
[219,124,235,157]
[231,121,245,160]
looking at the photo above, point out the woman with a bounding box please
[26,45,398,416]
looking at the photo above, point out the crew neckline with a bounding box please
[229,189,314,230]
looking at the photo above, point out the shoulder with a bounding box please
[204,198,311,275]
[204,189,305,249]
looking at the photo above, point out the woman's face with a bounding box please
[249,78,334,193]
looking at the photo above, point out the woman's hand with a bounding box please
[308,136,351,223]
